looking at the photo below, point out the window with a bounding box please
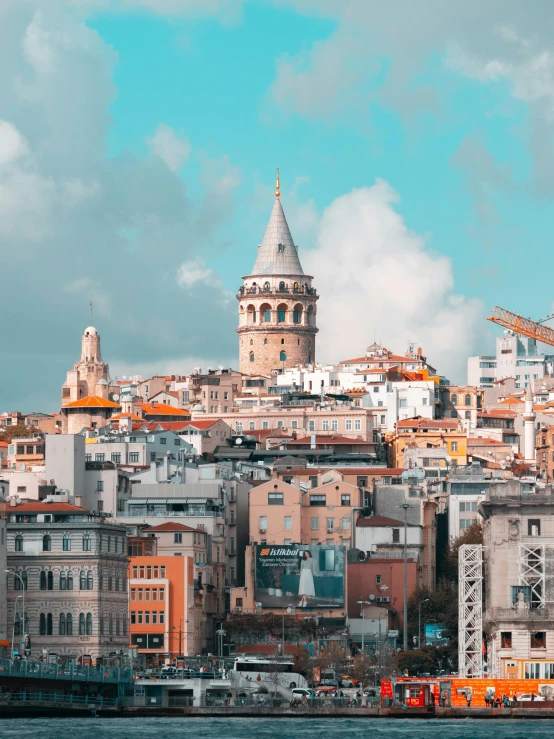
[67,571,73,590]
[309,421,315,432]
[310,494,326,506]
[59,613,66,636]
[63,535,71,551]
[528,519,541,536]
[107,536,111,552]
[345,420,352,431]
[80,571,86,590]
[79,613,86,635]
[39,614,46,636]
[355,420,361,431]
[95,453,105,462]
[531,632,546,649]
[465,410,470,419]
[87,571,93,590]
[325,518,334,533]
[342,517,350,530]
[46,613,53,636]
[42,535,51,552]
[291,420,298,429]
[322,420,329,431]
[174,533,183,543]
[67,613,73,635]
[525,662,541,679]
[278,309,286,323]
[399,399,407,408]
[129,452,139,463]
[309,476,318,488]
[263,309,271,322]
[15,535,23,551]
[331,420,338,432]
[47,571,53,590]
[293,310,300,324]
[111,453,121,464]
[357,476,368,488]
[392,528,400,543]
[268,493,284,505]
[451,441,458,452]
[262,421,269,430]
[236,422,243,433]
[501,632,512,648]
[97,481,104,492]
[376,575,382,584]
[341,494,351,506]
[284,516,292,530]
[380,415,386,424]
[311,517,319,530]
[82,535,91,551]
[60,572,67,590]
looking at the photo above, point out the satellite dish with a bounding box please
[112,394,120,402]
[235,437,243,445]
[369,593,375,601]
[19,463,26,471]
[122,375,127,380]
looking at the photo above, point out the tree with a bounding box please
[443,521,484,583]
[0,424,36,443]
[395,647,439,676]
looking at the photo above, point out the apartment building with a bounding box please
[387,417,467,468]
[3,500,128,661]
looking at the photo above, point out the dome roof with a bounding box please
[84,326,98,336]
[96,379,108,386]
[192,404,205,411]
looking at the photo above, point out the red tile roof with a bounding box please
[140,403,191,417]
[110,413,145,422]
[2,502,90,513]
[277,467,403,476]
[478,410,517,418]
[0,441,8,447]
[135,420,219,432]
[65,396,120,409]
[468,438,509,446]
[396,418,460,430]
[148,522,203,533]
[287,435,372,445]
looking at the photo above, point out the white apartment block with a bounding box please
[468,331,554,389]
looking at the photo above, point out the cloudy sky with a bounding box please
[2,0,554,411]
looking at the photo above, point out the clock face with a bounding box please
[235,437,242,445]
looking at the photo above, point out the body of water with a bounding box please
[0,717,548,739]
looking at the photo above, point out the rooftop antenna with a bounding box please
[275,168,280,199]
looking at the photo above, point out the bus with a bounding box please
[233,658,307,689]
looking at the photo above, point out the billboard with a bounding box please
[255,544,345,609]
[424,623,448,647]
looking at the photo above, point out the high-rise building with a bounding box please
[237,171,318,376]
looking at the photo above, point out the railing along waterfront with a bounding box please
[0,691,119,707]
[0,659,132,683]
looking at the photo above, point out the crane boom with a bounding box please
[488,306,554,347]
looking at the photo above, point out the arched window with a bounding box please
[46,613,53,635]
[15,535,23,552]
[14,573,21,591]
[79,613,85,635]
[465,394,471,406]
[15,614,21,636]
[122,619,127,636]
[40,571,47,591]
[82,535,91,552]
[293,310,300,324]
[86,613,93,636]
[249,352,255,362]
[293,282,299,292]
[264,338,268,345]
[277,304,287,323]
[63,535,71,551]
[67,570,73,591]
[42,535,51,552]
[116,617,120,636]
[109,615,113,635]
[21,571,27,590]
[66,613,73,635]
[60,572,67,590]
[263,281,270,291]
[250,339,253,345]
[47,571,53,590]
[80,571,86,590]
[280,351,287,362]
[100,616,104,635]
[87,571,93,590]
[279,281,286,291]
[281,338,285,344]
[59,613,66,636]
[39,614,46,636]
[451,393,457,406]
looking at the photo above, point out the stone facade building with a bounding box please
[237,172,318,376]
[62,326,110,406]
[4,500,128,661]
[481,479,554,679]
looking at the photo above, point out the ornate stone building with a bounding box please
[237,172,318,376]
[4,500,128,661]
[62,326,110,407]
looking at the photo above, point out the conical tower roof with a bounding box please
[250,171,304,276]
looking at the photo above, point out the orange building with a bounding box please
[129,544,200,663]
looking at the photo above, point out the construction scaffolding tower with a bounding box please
[519,544,546,608]
[458,544,483,678]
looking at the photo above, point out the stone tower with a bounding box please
[61,325,110,406]
[237,171,318,376]
[523,382,536,465]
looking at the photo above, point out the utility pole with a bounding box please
[418,598,429,650]
[398,503,414,651]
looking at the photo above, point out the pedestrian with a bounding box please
[512,692,518,706]
[531,692,536,702]
[466,693,472,708]
[256,673,261,681]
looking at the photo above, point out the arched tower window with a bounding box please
[249,352,255,362]
[263,281,270,291]
[260,303,272,323]
[280,351,287,362]
[264,338,268,345]
[465,394,471,406]
[277,303,287,323]
[279,281,286,291]
[451,394,457,405]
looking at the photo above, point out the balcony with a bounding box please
[486,606,554,622]
[120,509,221,518]
[238,285,317,298]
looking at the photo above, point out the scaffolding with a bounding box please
[519,544,545,608]
[458,544,483,678]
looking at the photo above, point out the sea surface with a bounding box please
[0,717,551,739]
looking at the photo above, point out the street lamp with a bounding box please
[282,605,294,656]
[418,598,429,650]
[6,570,25,657]
[397,504,414,652]
[357,600,370,654]
[216,628,226,657]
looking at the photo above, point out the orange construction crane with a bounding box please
[488,306,554,347]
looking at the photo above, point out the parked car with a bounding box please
[340,675,358,688]
[292,688,315,700]
[517,694,545,702]
[160,667,176,679]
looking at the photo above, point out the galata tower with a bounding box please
[237,170,318,376]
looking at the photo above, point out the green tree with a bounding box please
[0,424,36,443]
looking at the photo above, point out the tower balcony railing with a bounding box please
[238,285,317,297]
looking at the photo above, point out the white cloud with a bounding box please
[147,124,191,172]
[0,120,28,165]
[303,180,486,382]
[176,256,222,290]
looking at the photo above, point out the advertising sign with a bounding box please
[255,544,345,609]
[424,623,448,647]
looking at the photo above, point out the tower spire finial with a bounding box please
[90,300,93,325]
[275,167,280,198]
